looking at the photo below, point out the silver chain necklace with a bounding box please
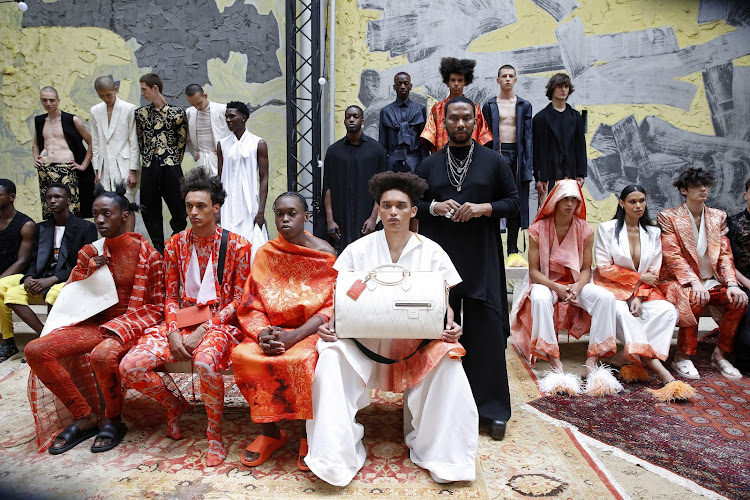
[446,141,475,192]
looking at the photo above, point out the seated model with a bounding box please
[305,171,478,486]
[2,183,96,345]
[511,179,620,396]
[120,168,251,466]
[657,167,748,380]
[25,183,164,454]
[231,192,336,470]
[594,185,694,402]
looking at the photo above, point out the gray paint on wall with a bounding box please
[358,2,750,218]
[556,17,587,77]
[361,0,517,62]
[732,65,750,142]
[21,0,282,106]
[702,63,735,138]
[698,0,750,27]
[587,114,750,216]
[530,0,579,22]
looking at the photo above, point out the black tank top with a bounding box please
[0,211,33,274]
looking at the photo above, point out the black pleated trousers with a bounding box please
[140,161,187,253]
[449,294,512,423]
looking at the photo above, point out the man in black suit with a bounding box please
[4,183,97,337]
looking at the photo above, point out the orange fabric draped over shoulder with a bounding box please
[420,98,492,151]
[232,234,337,423]
[511,180,594,360]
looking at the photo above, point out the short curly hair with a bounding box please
[545,73,574,100]
[226,100,250,119]
[180,168,227,206]
[673,167,716,192]
[439,57,476,86]
[368,171,429,206]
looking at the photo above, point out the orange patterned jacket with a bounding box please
[657,204,738,326]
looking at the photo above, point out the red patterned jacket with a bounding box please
[69,232,165,344]
[162,226,251,334]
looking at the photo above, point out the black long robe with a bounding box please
[321,134,386,252]
[416,143,520,422]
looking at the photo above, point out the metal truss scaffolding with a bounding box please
[286,0,322,231]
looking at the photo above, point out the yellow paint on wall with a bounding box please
[0,9,144,220]
[1,26,142,145]
[333,0,745,260]
[469,0,560,52]
[205,52,285,106]
[333,1,408,139]
[572,0,736,47]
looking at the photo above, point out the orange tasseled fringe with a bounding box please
[646,380,696,402]
[618,363,650,383]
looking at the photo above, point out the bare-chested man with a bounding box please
[33,87,94,219]
[482,65,533,261]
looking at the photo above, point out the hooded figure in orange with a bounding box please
[510,179,619,396]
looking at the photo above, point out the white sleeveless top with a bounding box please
[219,130,262,241]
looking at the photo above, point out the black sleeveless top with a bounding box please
[0,211,33,274]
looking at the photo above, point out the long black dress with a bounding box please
[416,142,520,423]
[321,134,386,252]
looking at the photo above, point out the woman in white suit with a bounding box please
[594,185,694,401]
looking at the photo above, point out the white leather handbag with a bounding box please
[334,264,448,339]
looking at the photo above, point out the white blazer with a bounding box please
[90,97,140,176]
[185,101,231,158]
[595,219,662,275]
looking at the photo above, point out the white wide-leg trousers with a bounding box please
[305,339,478,486]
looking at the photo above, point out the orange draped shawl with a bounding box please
[233,234,337,422]
[420,98,492,151]
[511,180,595,360]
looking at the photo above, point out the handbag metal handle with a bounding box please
[369,264,410,286]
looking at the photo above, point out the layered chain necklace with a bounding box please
[446,140,475,192]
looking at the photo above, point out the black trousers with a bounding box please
[449,294,512,422]
[140,161,187,253]
[501,146,521,254]
[734,287,750,372]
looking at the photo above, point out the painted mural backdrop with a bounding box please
[337,0,750,223]
[0,0,287,230]
[1,0,749,233]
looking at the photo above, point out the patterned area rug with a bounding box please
[0,348,620,499]
[529,336,750,500]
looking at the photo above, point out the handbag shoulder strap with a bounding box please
[351,338,431,365]
[217,229,229,286]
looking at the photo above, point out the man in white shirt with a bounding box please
[185,84,231,176]
[90,76,140,231]
[306,171,478,486]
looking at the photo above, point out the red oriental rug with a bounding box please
[528,334,750,499]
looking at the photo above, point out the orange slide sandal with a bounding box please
[240,430,289,467]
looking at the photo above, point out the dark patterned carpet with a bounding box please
[529,334,750,499]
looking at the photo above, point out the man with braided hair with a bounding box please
[25,182,165,454]
[120,168,251,467]
[420,57,492,153]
